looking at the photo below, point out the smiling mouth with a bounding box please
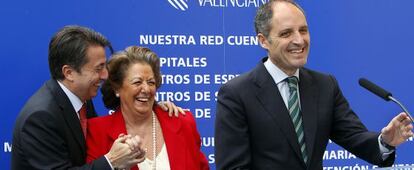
[288,47,305,54]
[136,97,150,102]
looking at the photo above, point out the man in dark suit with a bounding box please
[215,0,413,169]
[11,25,147,170]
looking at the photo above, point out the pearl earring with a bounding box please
[115,93,119,97]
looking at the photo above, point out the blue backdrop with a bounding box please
[1,0,413,169]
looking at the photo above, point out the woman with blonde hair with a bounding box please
[86,46,209,170]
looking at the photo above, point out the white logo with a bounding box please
[168,0,189,11]
[167,0,268,11]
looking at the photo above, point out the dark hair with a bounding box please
[48,25,113,80]
[254,0,305,39]
[101,46,162,110]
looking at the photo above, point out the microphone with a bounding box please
[359,78,413,122]
[359,78,392,101]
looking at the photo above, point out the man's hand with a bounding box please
[381,112,414,147]
[157,101,186,117]
[105,134,145,169]
[125,135,146,163]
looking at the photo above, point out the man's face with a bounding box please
[259,2,310,75]
[72,45,108,101]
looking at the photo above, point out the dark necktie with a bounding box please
[287,76,308,163]
[79,104,87,139]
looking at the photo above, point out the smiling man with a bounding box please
[214,0,413,169]
[11,25,143,170]
[11,26,183,170]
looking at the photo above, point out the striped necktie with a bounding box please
[287,76,308,163]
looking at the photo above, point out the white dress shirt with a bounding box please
[57,81,84,119]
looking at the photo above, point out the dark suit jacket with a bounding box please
[86,106,209,170]
[12,79,111,170]
[215,58,395,170]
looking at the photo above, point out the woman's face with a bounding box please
[118,62,157,116]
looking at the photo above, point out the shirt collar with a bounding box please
[264,58,300,84]
[57,80,84,113]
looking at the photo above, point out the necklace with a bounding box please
[152,111,156,170]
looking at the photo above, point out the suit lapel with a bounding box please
[299,68,318,165]
[47,80,86,155]
[108,109,128,141]
[155,107,185,170]
[108,110,137,170]
[253,62,305,164]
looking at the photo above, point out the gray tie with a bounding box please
[287,76,308,163]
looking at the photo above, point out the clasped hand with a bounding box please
[105,134,146,169]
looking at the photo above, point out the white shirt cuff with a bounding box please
[378,135,395,160]
[104,155,115,170]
